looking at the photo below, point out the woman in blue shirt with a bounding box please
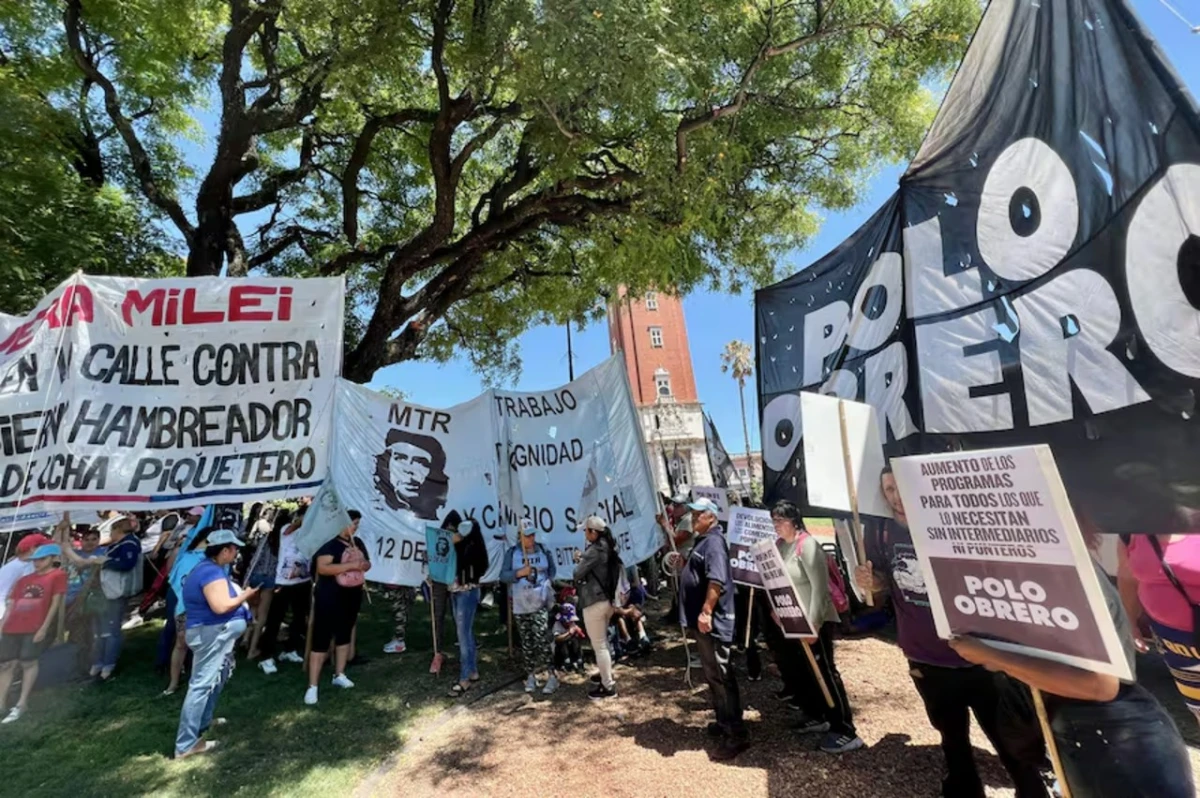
[173,529,258,759]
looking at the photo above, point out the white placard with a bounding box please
[833,518,866,603]
[726,505,776,587]
[801,393,891,518]
[891,444,1131,680]
[691,485,730,521]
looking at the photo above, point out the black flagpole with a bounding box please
[566,322,575,381]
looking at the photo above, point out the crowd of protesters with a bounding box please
[0,478,1197,796]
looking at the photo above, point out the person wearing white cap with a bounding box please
[680,496,749,761]
[173,528,258,759]
[501,519,559,695]
[575,515,621,699]
[0,542,66,724]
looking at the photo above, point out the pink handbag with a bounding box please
[335,542,366,588]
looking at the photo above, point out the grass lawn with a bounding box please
[1,591,518,797]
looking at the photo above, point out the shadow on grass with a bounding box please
[0,592,519,798]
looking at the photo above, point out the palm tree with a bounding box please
[720,340,754,491]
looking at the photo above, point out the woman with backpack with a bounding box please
[769,500,863,754]
[574,516,621,700]
[500,519,559,695]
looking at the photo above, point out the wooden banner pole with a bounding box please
[1032,687,1072,798]
[507,594,514,657]
[837,402,873,607]
[801,639,835,708]
[743,588,755,649]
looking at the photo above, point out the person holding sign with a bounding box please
[769,501,862,754]
[447,518,489,698]
[680,497,749,761]
[948,521,1193,798]
[501,519,560,696]
[305,511,371,706]
[857,468,1048,798]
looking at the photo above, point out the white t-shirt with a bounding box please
[0,558,35,621]
[275,530,310,586]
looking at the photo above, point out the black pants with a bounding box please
[259,582,311,659]
[788,623,855,736]
[910,662,1048,798]
[554,637,582,669]
[761,607,802,696]
[694,632,746,738]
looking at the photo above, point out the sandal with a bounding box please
[448,682,470,697]
[468,673,481,683]
[429,652,445,675]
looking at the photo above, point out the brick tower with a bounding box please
[607,288,713,495]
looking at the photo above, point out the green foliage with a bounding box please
[0,0,978,378]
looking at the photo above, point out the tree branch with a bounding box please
[63,0,194,241]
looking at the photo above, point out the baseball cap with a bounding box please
[583,515,608,532]
[31,543,61,560]
[669,493,690,506]
[688,497,721,515]
[519,519,537,537]
[206,529,245,547]
[16,534,52,555]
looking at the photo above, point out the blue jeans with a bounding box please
[1052,683,1193,797]
[452,588,480,683]
[175,618,247,756]
[91,597,125,670]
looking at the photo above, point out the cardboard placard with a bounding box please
[727,506,775,587]
[801,393,891,518]
[891,445,1131,680]
[751,538,816,640]
[691,485,730,521]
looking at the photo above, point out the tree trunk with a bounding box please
[738,380,752,491]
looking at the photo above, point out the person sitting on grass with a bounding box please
[0,543,67,724]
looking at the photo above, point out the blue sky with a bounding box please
[375,0,1200,456]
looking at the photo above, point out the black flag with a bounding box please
[755,0,1200,530]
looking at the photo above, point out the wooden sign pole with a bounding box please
[743,588,755,649]
[837,402,873,607]
[801,639,834,708]
[1032,687,1072,798]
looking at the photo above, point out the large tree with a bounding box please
[0,0,976,381]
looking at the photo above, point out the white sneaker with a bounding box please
[258,659,278,675]
[279,651,304,664]
[304,686,318,705]
[122,613,145,631]
[331,673,355,689]
[542,675,560,695]
[2,707,21,724]
[524,675,539,693]
[383,639,407,654]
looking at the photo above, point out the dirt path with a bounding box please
[361,629,1171,798]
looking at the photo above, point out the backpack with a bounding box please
[799,532,850,614]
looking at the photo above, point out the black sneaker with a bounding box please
[792,716,832,735]
[706,722,726,739]
[819,732,865,754]
[590,673,602,684]
[710,736,751,762]
[588,684,618,700]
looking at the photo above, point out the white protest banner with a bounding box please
[0,274,342,513]
[891,445,1131,680]
[750,538,815,639]
[691,486,730,521]
[331,356,660,586]
[727,506,775,587]
[801,393,891,518]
